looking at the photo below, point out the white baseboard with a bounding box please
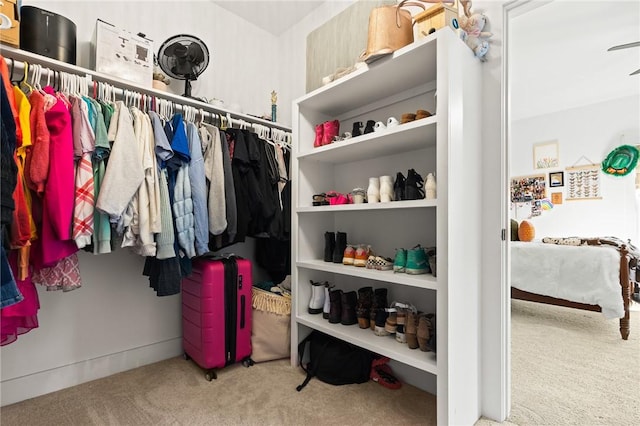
[1,338,183,407]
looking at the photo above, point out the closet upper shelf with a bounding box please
[296,30,439,116]
[0,44,291,132]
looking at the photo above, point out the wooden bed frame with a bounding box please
[512,245,637,340]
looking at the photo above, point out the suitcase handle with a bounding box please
[240,295,246,329]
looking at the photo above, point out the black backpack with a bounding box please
[296,331,374,391]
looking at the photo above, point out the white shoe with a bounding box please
[308,280,325,314]
[367,177,380,203]
[379,175,394,202]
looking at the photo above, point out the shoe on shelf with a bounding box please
[418,313,436,352]
[405,310,419,349]
[395,324,406,344]
[401,113,416,124]
[342,245,356,265]
[373,256,393,271]
[367,177,380,203]
[354,244,372,267]
[312,193,329,206]
[387,116,399,128]
[313,123,323,148]
[323,282,333,319]
[324,232,335,262]
[333,231,347,263]
[416,109,432,120]
[352,121,363,137]
[379,175,394,202]
[405,245,429,275]
[393,248,407,273]
[328,289,343,324]
[308,280,326,314]
[365,255,377,270]
[363,119,375,134]
[384,306,397,334]
[356,286,373,329]
[374,308,390,336]
[341,291,358,326]
[394,172,406,201]
[322,120,340,146]
[405,168,425,200]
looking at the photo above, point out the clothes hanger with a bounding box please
[19,61,35,95]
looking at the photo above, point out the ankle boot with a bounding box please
[328,289,343,324]
[323,283,333,319]
[340,291,358,325]
[324,232,335,262]
[379,175,394,202]
[356,286,373,329]
[314,123,323,148]
[308,280,325,314]
[405,310,418,349]
[333,231,347,263]
[322,120,340,145]
[352,121,363,137]
[405,169,425,200]
[394,172,406,201]
[417,313,435,352]
[363,120,375,134]
[369,288,388,331]
[367,177,380,203]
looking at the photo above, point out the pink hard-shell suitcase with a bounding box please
[182,255,253,380]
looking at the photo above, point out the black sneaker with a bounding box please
[405,169,425,200]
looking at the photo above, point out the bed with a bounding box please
[510,238,638,340]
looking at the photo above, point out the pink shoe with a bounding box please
[314,123,323,148]
[322,120,340,146]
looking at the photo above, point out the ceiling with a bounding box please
[211,1,326,36]
[511,1,640,121]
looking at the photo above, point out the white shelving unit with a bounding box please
[291,28,482,425]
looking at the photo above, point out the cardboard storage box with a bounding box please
[0,0,20,47]
[91,19,153,87]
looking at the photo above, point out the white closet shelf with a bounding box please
[297,116,437,163]
[0,44,291,132]
[296,260,438,290]
[297,199,436,212]
[296,312,438,374]
[296,32,438,116]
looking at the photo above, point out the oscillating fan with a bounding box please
[157,34,210,97]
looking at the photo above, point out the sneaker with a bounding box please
[405,245,429,275]
[342,245,356,265]
[393,248,407,273]
[365,255,377,269]
[353,245,371,267]
[374,256,393,271]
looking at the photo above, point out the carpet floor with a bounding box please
[1,300,638,425]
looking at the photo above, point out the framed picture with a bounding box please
[549,171,564,187]
[510,174,547,202]
[533,141,559,169]
[551,192,563,205]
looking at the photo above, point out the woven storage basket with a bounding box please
[251,287,291,362]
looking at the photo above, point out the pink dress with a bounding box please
[1,251,40,345]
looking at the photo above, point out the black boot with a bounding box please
[405,169,425,200]
[356,286,373,329]
[324,232,335,262]
[333,231,347,263]
[352,121,363,137]
[363,120,375,134]
[328,289,343,324]
[394,172,406,201]
[369,288,388,331]
[341,291,358,326]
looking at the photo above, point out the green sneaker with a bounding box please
[393,248,407,273]
[405,246,428,275]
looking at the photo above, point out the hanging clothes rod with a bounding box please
[1,45,292,134]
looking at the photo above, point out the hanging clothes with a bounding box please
[186,122,208,256]
[199,123,226,236]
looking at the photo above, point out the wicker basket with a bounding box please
[251,287,291,362]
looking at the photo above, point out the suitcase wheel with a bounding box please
[183,352,190,361]
[242,358,255,368]
[205,370,217,381]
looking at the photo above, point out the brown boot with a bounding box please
[369,288,387,331]
[405,311,419,349]
[356,286,373,329]
[417,313,435,352]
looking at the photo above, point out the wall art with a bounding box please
[551,192,563,205]
[533,140,559,169]
[510,174,546,202]
[549,171,564,187]
[565,164,602,201]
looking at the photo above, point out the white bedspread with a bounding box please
[511,242,624,319]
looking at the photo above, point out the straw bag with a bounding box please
[363,1,452,63]
[251,287,291,362]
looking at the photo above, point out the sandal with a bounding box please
[312,193,329,206]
